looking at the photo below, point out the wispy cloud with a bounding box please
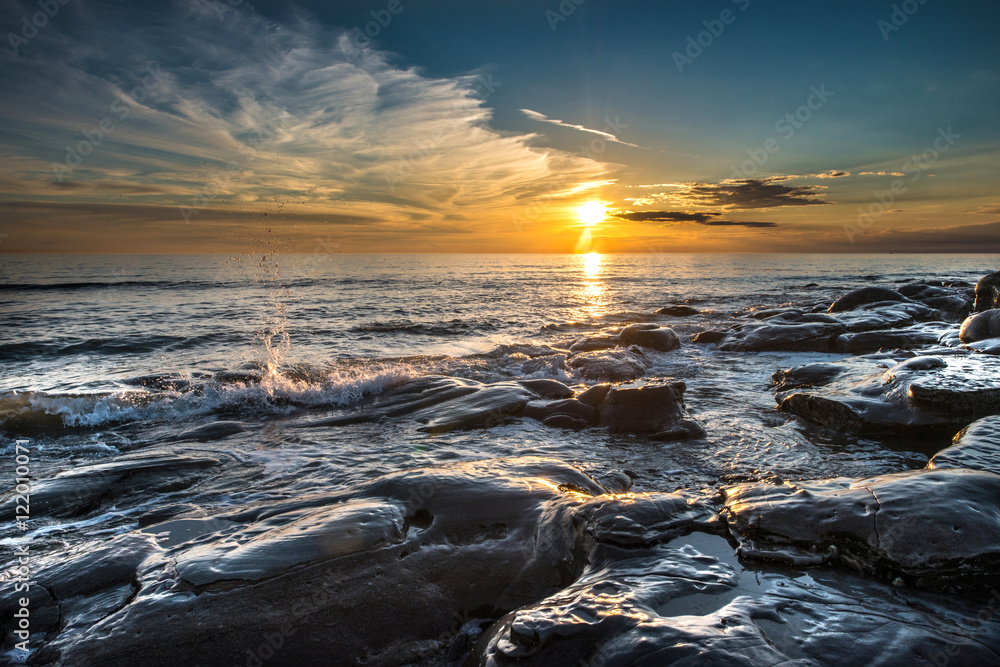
[520,109,642,148]
[0,0,608,248]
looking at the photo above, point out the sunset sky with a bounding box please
[0,0,998,253]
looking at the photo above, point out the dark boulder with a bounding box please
[960,308,1000,343]
[568,347,651,382]
[522,399,597,426]
[617,323,681,352]
[974,270,1000,312]
[828,287,907,313]
[596,382,703,439]
[516,379,574,399]
[693,330,727,344]
[656,305,699,317]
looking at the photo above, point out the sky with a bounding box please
[0,0,998,254]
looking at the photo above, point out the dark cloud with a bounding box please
[613,209,777,228]
[613,210,720,223]
[686,178,827,209]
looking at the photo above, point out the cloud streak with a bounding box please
[520,109,642,148]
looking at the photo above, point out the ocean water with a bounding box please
[0,253,991,551]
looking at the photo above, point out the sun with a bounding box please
[577,201,607,226]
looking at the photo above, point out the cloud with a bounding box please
[678,178,828,209]
[613,210,719,223]
[520,109,642,148]
[612,210,777,228]
[0,0,609,246]
[859,171,906,176]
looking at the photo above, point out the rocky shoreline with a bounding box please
[6,272,1000,665]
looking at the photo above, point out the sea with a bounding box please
[0,253,992,561]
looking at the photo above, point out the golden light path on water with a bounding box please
[579,252,606,319]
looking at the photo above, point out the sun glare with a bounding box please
[583,252,602,277]
[577,201,607,226]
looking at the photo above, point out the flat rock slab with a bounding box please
[722,467,1000,586]
[469,532,1000,666]
[0,451,225,519]
[778,354,1000,434]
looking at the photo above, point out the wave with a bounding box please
[0,332,241,361]
[0,363,417,433]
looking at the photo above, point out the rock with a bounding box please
[928,415,1000,473]
[0,451,224,519]
[523,399,597,426]
[692,330,727,344]
[617,323,680,352]
[828,287,908,313]
[33,457,611,667]
[974,270,1000,312]
[960,309,1000,343]
[650,418,706,441]
[541,414,589,430]
[656,305,699,317]
[834,301,941,332]
[516,379,574,399]
[568,347,650,382]
[212,370,262,385]
[718,320,844,352]
[567,335,618,354]
[898,284,951,299]
[833,327,942,354]
[722,468,1000,586]
[413,382,537,433]
[312,376,538,432]
[596,382,702,438]
[771,362,847,391]
[575,384,612,407]
[469,531,1000,667]
[777,354,1000,435]
[921,295,972,319]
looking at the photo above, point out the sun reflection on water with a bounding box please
[579,252,606,318]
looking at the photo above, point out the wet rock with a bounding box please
[960,308,1000,343]
[828,287,907,312]
[778,354,1000,435]
[833,327,942,354]
[414,382,537,433]
[595,382,703,439]
[656,305,699,317]
[771,362,847,391]
[522,399,597,426]
[693,330,727,344]
[974,270,1000,312]
[928,415,1000,473]
[718,320,844,352]
[314,376,538,433]
[212,370,262,385]
[617,323,680,352]
[541,414,589,430]
[722,468,1000,586]
[517,379,574,399]
[470,532,1000,667]
[0,451,224,519]
[575,383,612,407]
[834,301,941,332]
[37,457,610,667]
[567,335,618,354]
[568,347,651,382]
[175,420,246,442]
